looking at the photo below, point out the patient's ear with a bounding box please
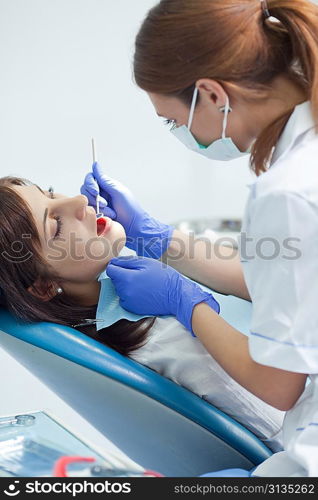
[27,278,60,302]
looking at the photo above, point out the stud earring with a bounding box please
[56,287,63,295]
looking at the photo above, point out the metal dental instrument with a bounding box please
[72,318,104,328]
[92,138,104,219]
[92,137,97,165]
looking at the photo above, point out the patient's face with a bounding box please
[14,185,126,283]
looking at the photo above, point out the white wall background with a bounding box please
[0,0,255,225]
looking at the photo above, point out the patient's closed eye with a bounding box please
[54,215,63,238]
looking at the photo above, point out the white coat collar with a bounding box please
[270,101,315,166]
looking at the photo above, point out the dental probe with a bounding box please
[92,137,97,164]
[92,138,104,218]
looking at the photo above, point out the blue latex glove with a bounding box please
[107,257,220,336]
[81,162,174,259]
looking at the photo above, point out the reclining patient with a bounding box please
[0,176,284,451]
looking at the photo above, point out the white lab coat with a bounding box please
[239,101,318,477]
[132,308,285,453]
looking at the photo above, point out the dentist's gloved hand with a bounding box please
[107,257,220,336]
[81,163,174,259]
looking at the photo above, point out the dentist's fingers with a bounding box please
[109,257,145,270]
[106,262,132,283]
[82,172,98,195]
[102,206,117,220]
[81,172,108,209]
[107,260,143,311]
[93,162,127,195]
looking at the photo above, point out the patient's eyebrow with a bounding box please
[35,184,45,196]
[34,185,48,242]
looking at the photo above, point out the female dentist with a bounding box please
[82,0,318,477]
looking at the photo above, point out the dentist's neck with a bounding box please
[245,75,308,145]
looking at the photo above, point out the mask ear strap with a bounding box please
[188,87,199,130]
[221,96,232,139]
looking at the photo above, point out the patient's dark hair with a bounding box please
[0,177,155,356]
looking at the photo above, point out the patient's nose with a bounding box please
[57,195,88,221]
[74,195,88,221]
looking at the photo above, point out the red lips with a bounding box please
[97,217,106,236]
[96,216,112,236]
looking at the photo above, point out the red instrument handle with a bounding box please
[53,456,96,477]
[143,469,165,477]
[53,456,164,478]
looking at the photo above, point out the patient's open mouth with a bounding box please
[97,217,112,236]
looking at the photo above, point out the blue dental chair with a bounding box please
[0,307,272,477]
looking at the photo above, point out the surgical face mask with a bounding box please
[170,87,250,161]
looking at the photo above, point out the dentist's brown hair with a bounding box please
[134,0,318,175]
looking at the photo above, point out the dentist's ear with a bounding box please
[196,79,230,109]
[27,278,63,302]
